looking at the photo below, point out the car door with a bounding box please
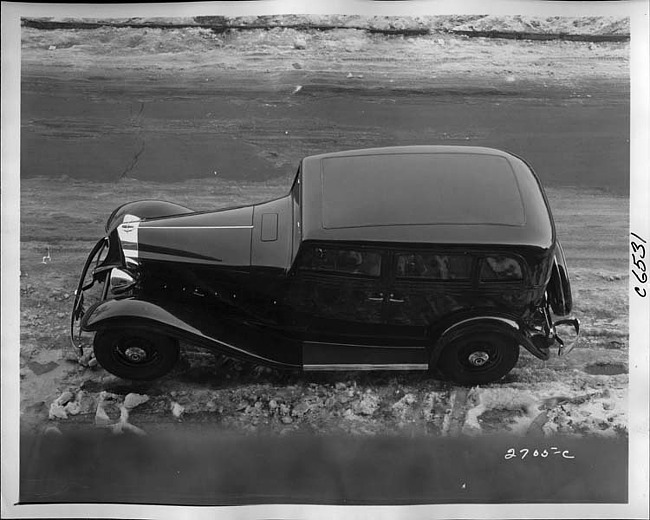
[286,243,389,336]
[384,250,476,337]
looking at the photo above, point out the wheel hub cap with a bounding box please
[124,346,147,363]
[468,351,490,367]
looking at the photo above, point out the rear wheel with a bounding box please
[436,325,520,386]
[93,328,179,380]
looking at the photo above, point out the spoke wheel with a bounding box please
[437,326,520,386]
[94,328,179,380]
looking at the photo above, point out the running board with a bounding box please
[302,340,428,368]
[304,363,429,371]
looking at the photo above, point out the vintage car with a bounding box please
[71,146,579,385]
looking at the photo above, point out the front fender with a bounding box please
[430,315,550,364]
[82,298,199,335]
[81,298,301,368]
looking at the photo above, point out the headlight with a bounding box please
[109,268,136,294]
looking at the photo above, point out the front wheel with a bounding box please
[436,325,520,386]
[93,328,180,380]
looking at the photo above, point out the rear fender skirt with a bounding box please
[81,298,300,369]
[430,315,550,364]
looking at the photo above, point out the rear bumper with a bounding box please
[554,317,580,356]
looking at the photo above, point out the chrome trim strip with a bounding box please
[142,225,254,230]
[304,364,429,371]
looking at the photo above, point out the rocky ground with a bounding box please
[17,16,630,441]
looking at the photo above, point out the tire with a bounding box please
[93,328,179,380]
[436,324,520,386]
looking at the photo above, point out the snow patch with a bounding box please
[462,383,627,437]
[463,387,538,435]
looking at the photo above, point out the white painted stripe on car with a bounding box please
[117,220,140,260]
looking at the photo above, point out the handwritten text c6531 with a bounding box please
[631,232,647,298]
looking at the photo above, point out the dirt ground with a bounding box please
[18,18,630,441]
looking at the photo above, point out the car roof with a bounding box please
[299,146,555,249]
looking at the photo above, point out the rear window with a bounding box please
[479,255,523,282]
[298,246,381,277]
[395,253,472,280]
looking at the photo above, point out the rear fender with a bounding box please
[430,315,550,365]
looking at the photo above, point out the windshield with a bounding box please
[290,164,302,261]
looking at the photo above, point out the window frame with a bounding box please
[392,250,475,282]
[294,242,385,279]
[476,253,527,284]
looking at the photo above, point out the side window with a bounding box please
[479,255,523,282]
[298,246,382,277]
[395,253,472,280]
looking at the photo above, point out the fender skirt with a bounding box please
[82,298,301,369]
[430,316,551,365]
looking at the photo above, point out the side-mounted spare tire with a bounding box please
[435,322,521,386]
[93,328,180,380]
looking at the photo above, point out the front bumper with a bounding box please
[70,237,113,354]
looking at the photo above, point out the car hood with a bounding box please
[117,206,254,267]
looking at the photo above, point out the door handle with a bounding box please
[388,293,405,303]
[367,293,385,302]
